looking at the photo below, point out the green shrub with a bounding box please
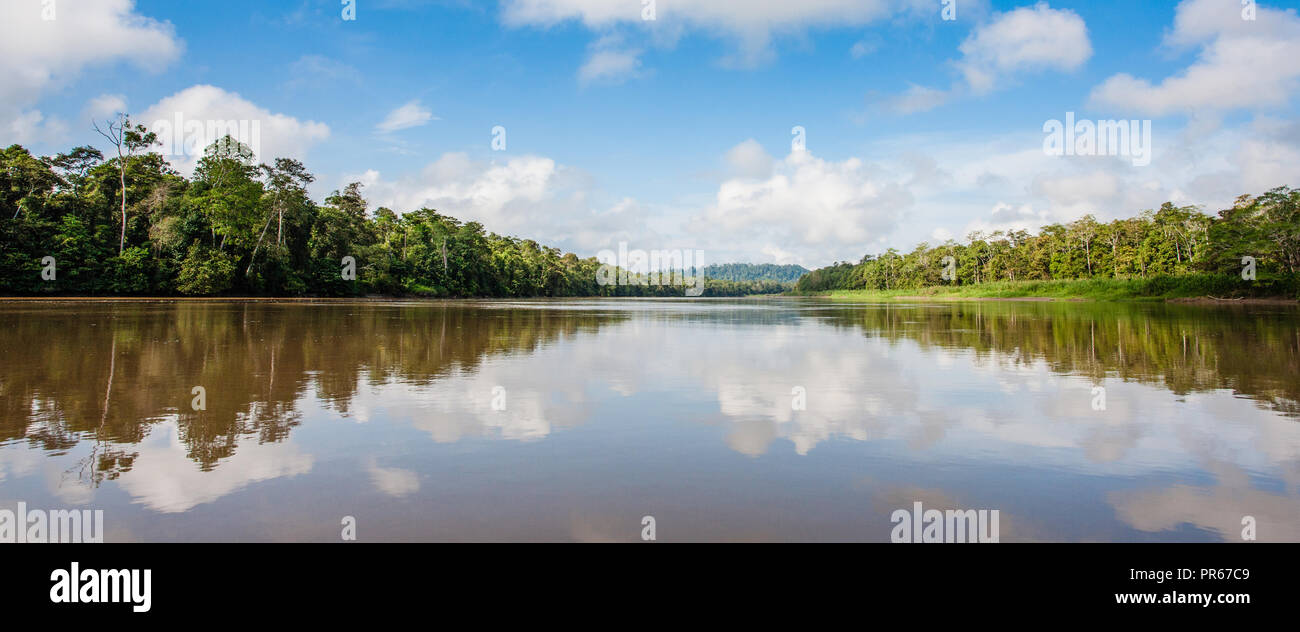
[176,243,236,295]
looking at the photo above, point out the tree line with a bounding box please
[796,188,1300,296]
[1,121,783,298]
[702,263,808,283]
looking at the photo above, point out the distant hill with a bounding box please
[703,263,810,283]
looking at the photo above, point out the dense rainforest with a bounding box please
[5,122,1296,301]
[795,187,1300,298]
[701,263,808,283]
[0,129,782,298]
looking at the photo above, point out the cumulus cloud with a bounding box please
[900,108,1300,252]
[502,0,895,67]
[691,148,912,267]
[348,153,658,254]
[955,2,1091,94]
[138,85,331,175]
[84,94,128,120]
[6,110,68,146]
[579,49,642,83]
[353,152,556,222]
[1231,119,1300,193]
[1031,170,1122,209]
[1024,114,1296,223]
[910,147,1144,243]
[962,202,1051,236]
[724,139,774,179]
[578,34,642,84]
[1090,0,1300,115]
[353,143,932,268]
[376,100,437,133]
[879,2,1091,114]
[0,0,181,144]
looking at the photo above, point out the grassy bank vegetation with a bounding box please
[815,274,1300,302]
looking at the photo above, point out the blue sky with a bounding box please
[4,0,1299,267]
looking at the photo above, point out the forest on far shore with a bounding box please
[1,123,791,298]
[5,118,1297,301]
[796,187,1300,299]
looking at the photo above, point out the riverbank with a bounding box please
[0,295,770,303]
[0,296,471,303]
[5,274,1298,304]
[814,275,1300,303]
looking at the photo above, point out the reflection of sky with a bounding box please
[2,418,314,514]
[2,300,1298,541]
[113,420,315,513]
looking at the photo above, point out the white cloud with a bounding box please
[879,105,1300,253]
[138,85,331,175]
[1090,0,1300,115]
[0,0,180,102]
[502,0,892,30]
[366,459,419,497]
[6,110,68,146]
[850,39,878,59]
[887,84,951,114]
[759,245,800,265]
[343,344,598,445]
[579,48,642,84]
[961,202,1051,236]
[355,152,555,221]
[113,419,314,513]
[0,0,180,145]
[1031,170,1122,209]
[878,2,1091,114]
[376,100,437,133]
[1232,120,1300,193]
[955,2,1092,95]
[724,139,774,179]
[85,94,127,120]
[577,33,643,84]
[1110,479,1300,542]
[359,144,962,268]
[502,0,895,67]
[349,153,658,254]
[691,148,912,267]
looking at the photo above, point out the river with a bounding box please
[1,298,1297,542]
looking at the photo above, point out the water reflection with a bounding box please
[1,302,620,462]
[0,299,1296,541]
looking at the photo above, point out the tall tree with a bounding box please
[93,114,158,254]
